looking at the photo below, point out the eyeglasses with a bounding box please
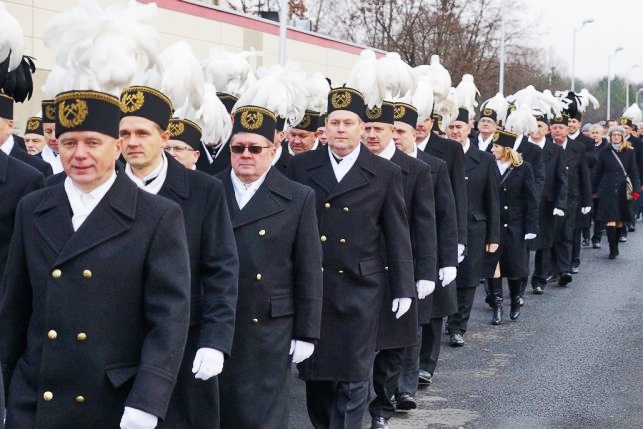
[165,145,195,153]
[230,144,273,154]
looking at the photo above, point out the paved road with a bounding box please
[289,227,643,428]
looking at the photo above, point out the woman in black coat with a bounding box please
[592,126,641,258]
[486,130,539,324]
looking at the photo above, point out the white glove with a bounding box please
[416,280,435,299]
[391,297,412,319]
[192,347,224,380]
[120,407,158,429]
[289,339,315,363]
[524,233,537,240]
[439,266,457,286]
[581,206,592,215]
[553,208,565,216]
[457,243,465,263]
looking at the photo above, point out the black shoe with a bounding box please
[491,307,503,325]
[371,416,390,429]
[396,392,417,410]
[532,286,544,295]
[558,272,573,286]
[449,333,465,347]
[547,274,558,283]
[581,238,590,247]
[510,299,521,320]
[571,265,580,274]
[628,225,635,232]
[592,240,601,249]
[619,236,628,243]
[418,369,432,385]
[518,296,524,306]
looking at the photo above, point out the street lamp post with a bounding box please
[625,65,640,108]
[571,18,594,92]
[607,47,624,121]
[278,0,289,65]
[637,88,643,105]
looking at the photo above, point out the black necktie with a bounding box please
[332,154,343,163]
[144,176,158,186]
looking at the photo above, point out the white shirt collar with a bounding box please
[528,136,546,149]
[417,135,430,152]
[41,144,64,174]
[271,144,283,166]
[376,139,396,160]
[329,143,360,182]
[497,159,511,175]
[64,171,117,231]
[0,134,14,155]
[125,151,168,195]
[230,167,269,209]
[569,130,580,139]
[408,145,418,158]
[462,140,471,154]
[513,135,523,151]
[477,134,492,151]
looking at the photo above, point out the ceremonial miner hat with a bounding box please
[291,110,322,132]
[24,116,43,136]
[394,102,419,128]
[454,107,470,123]
[492,129,518,148]
[0,94,13,119]
[327,87,366,121]
[364,101,394,125]
[169,118,203,151]
[55,90,121,138]
[551,113,569,126]
[120,86,173,131]
[231,105,277,143]
[41,99,56,122]
[217,93,238,114]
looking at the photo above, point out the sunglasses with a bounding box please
[230,144,273,154]
[164,145,195,153]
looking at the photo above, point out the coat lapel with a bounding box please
[228,168,287,229]
[465,145,482,172]
[325,145,371,201]
[33,184,75,255]
[158,156,190,204]
[306,147,338,195]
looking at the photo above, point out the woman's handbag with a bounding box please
[611,149,634,200]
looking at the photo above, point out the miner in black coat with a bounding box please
[290,88,415,429]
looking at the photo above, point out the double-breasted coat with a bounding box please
[592,146,641,223]
[416,150,457,323]
[0,174,191,429]
[458,145,501,288]
[486,163,539,278]
[155,156,239,429]
[375,149,436,350]
[217,167,323,428]
[290,145,415,381]
[8,142,53,177]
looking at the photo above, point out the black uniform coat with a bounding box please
[562,138,593,217]
[422,133,468,246]
[0,151,44,282]
[376,149,436,350]
[517,136,545,201]
[416,150,457,324]
[486,162,539,278]
[155,156,239,429]
[531,139,568,249]
[206,137,232,175]
[273,142,292,175]
[217,167,323,429]
[8,144,53,177]
[0,174,191,429]
[592,146,641,223]
[458,144,501,288]
[290,145,415,381]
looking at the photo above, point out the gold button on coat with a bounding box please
[337,270,344,275]
[82,269,92,279]
[258,229,266,236]
[339,238,347,244]
[343,207,349,212]
[47,330,58,340]
[43,391,53,401]
[320,235,327,242]
[75,395,85,403]
[77,332,87,341]
[504,224,508,227]
[504,206,508,210]
[251,318,259,324]
[324,202,331,208]
[256,274,262,281]
[51,269,61,279]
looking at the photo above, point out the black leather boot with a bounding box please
[606,226,619,259]
[508,278,522,320]
[488,278,503,325]
[481,278,494,308]
[518,277,528,306]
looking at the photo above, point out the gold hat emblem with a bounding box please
[366,106,382,120]
[169,121,185,137]
[394,105,406,120]
[492,130,500,142]
[58,99,89,128]
[620,117,629,125]
[45,106,56,121]
[298,114,311,129]
[483,108,494,116]
[554,116,564,123]
[331,91,352,109]
[120,91,145,113]
[27,119,40,131]
[240,110,264,130]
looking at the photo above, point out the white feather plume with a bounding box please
[201,47,261,98]
[622,103,642,124]
[376,52,415,101]
[345,49,382,108]
[435,87,459,128]
[508,85,566,118]
[191,82,232,145]
[0,1,25,71]
[480,92,508,124]
[505,107,538,135]
[578,88,600,111]
[455,74,479,113]
[413,55,452,103]
[233,63,309,126]
[306,72,330,113]
[411,74,434,123]
[43,0,159,96]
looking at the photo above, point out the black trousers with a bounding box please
[419,317,443,375]
[572,227,582,266]
[532,247,551,287]
[306,380,370,429]
[553,205,577,273]
[446,287,477,336]
[369,348,404,419]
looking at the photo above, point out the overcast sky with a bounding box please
[525,0,643,86]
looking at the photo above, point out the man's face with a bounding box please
[549,124,569,143]
[119,116,168,174]
[590,127,603,143]
[637,123,643,137]
[326,110,363,156]
[529,121,549,141]
[0,118,13,144]
[623,124,633,137]
[568,118,581,134]
[446,120,471,145]
[165,139,199,169]
[230,132,275,183]
[316,126,327,144]
[273,130,285,147]
[477,117,497,137]
[24,134,47,155]
[392,121,417,154]
[43,123,58,153]
[287,128,316,154]
[363,122,393,155]
[58,131,121,193]
[415,118,433,142]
